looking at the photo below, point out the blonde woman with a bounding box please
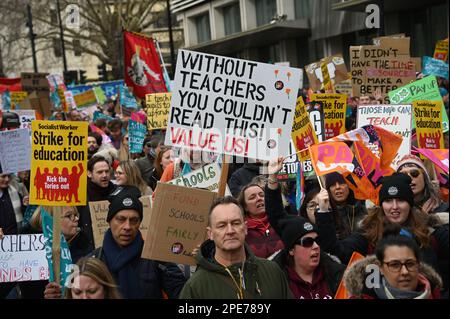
[118,134,130,162]
[65,257,121,299]
[114,160,152,195]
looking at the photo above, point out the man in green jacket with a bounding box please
[180,196,292,299]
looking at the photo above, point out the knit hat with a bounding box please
[379,173,414,207]
[396,154,430,181]
[107,186,143,222]
[325,172,346,189]
[278,217,318,248]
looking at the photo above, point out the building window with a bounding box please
[195,13,211,43]
[255,0,277,26]
[295,0,312,19]
[223,3,242,36]
[73,39,82,56]
[53,38,62,57]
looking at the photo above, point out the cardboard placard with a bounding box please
[0,234,49,283]
[350,38,416,101]
[165,50,301,160]
[145,93,171,130]
[304,54,349,91]
[357,104,412,165]
[141,183,216,266]
[21,73,50,96]
[0,128,31,174]
[89,196,152,248]
[29,121,88,206]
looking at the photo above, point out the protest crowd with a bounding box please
[0,30,449,301]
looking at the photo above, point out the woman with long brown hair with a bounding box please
[115,160,152,195]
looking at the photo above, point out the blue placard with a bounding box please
[119,85,138,109]
[422,56,449,79]
[128,119,147,153]
[68,80,124,99]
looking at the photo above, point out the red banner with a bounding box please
[0,78,22,93]
[123,30,167,99]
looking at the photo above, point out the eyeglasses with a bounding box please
[295,236,320,248]
[383,259,419,273]
[306,202,319,210]
[400,168,421,179]
[63,213,80,221]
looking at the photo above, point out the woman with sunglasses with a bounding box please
[344,225,442,299]
[315,172,449,296]
[270,217,345,299]
[396,155,448,215]
[264,159,345,298]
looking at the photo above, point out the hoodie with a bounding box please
[344,256,442,299]
[179,240,292,299]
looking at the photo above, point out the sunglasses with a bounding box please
[400,168,421,179]
[295,236,320,248]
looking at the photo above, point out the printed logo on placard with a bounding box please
[171,242,183,254]
[274,81,284,90]
[267,139,277,149]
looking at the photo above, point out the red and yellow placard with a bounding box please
[413,100,444,150]
[310,93,347,140]
[29,120,88,206]
[291,96,318,153]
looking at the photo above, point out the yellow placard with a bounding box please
[433,39,449,61]
[30,120,88,206]
[10,91,28,109]
[73,90,97,108]
[413,100,444,150]
[291,96,318,153]
[145,93,171,130]
[321,62,335,93]
[310,93,347,140]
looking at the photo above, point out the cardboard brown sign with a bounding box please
[141,183,216,266]
[21,73,50,96]
[89,195,153,248]
[350,37,417,102]
[304,54,350,91]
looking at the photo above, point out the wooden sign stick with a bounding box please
[218,155,230,197]
[52,206,62,285]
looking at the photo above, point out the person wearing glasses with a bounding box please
[263,159,345,298]
[88,186,186,299]
[273,217,345,299]
[396,154,448,215]
[315,172,449,297]
[344,225,443,299]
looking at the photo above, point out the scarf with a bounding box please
[246,213,270,236]
[374,275,431,299]
[102,229,144,299]
[87,179,115,201]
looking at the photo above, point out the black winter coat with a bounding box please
[89,247,186,299]
[229,163,262,197]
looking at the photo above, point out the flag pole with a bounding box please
[154,39,172,92]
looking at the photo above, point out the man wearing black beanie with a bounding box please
[88,185,187,299]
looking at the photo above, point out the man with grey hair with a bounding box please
[180,196,291,299]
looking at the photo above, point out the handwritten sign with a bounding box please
[350,40,416,102]
[10,91,28,109]
[0,128,31,174]
[0,234,48,283]
[357,104,412,165]
[145,93,171,130]
[89,196,152,248]
[21,73,50,95]
[29,121,88,206]
[165,50,301,160]
[167,162,231,195]
[141,183,216,266]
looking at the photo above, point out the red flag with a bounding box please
[123,30,167,99]
[0,77,22,93]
